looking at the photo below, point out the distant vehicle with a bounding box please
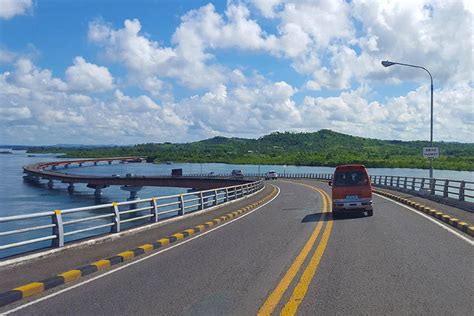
[128,158,143,163]
[125,173,134,178]
[112,174,121,178]
[329,164,373,217]
[208,171,215,176]
[265,171,278,180]
[231,169,244,177]
[171,168,183,176]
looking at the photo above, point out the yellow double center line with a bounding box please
[258,182,333,316]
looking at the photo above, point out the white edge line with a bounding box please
[3,185,281,315]
[374,193,473,246]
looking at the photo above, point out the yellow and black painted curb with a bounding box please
[0,186,278,308]
[373,188,474,237]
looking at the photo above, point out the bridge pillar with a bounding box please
[67,183,75,194]
[120,185,143,201]
[87,184,109,198]
[23,175,41,184]
[79,163,83,167]
[94,162,97,166]
[47,179,54,189]
[64,164,69,169]
[108,161,112,165]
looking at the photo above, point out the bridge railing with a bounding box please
[0,180,263,259]
[257,172,472,210]
[368,175,473,209]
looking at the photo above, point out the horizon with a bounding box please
[1,129,472,147]
[1,1,472,145]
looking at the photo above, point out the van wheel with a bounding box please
[367,209,373,217]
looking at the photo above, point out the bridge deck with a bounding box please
[22,158,252,189]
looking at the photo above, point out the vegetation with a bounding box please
[27,129,474,171]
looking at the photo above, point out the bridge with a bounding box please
[22,157,254,198]
[0,163,473,314]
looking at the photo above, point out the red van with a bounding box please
[329,164,373,217]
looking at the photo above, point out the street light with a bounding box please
[381,60,434,178]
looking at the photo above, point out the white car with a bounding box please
[265,171,278,180]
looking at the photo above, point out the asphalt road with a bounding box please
[3,180,473,315]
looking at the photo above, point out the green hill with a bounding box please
[27,129,474,171]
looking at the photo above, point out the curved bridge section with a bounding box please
[22,158,253,196]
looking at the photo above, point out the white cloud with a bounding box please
[0,48,16,63]
[249,0,283,18]
[0,59,190,144]
[0,106,31,120]
[0,0,32,19]
[65,57,114,92]
[1,1,473,145]
[299,84,474,142]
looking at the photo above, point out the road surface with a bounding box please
[2,180,472,315]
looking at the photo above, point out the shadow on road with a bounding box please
[301,213,323,222]
[302,211,369,222]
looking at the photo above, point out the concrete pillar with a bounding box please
[67,183,75,194]
[23,174,40,184]
[120,185,143,201]
[87,184,109,198]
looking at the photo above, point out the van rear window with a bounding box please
[334,171,368,187]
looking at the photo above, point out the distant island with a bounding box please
[26,129,474,171]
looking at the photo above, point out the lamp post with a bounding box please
[381,60,434,178]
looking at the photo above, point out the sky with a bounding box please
[0,0,472,145]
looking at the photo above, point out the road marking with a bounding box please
[281,189,334,315]
[258,188,327,316]
[2,186,281,315]
[374,193,474,245]
[281,190,334,315]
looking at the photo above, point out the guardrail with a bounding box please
[0,180,263,258]
[203,172,473,209]
[193,173,473,203]
[252,172,472,210]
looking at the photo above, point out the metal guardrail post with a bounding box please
[178,195,185,215]
[150,198,159,223]
[199,192,204,210]
[52,210,64,247]
[411,178,416,190]
[390,176,394,187]
[443,180,449,198]
[384,176,387,186]
[430,179,435,195]
[421,178,425,191]
[225,188,229,202]
[459,181,465,201]
[403,177,407,189]
[214,189,218,205]
[112,202,121,233]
